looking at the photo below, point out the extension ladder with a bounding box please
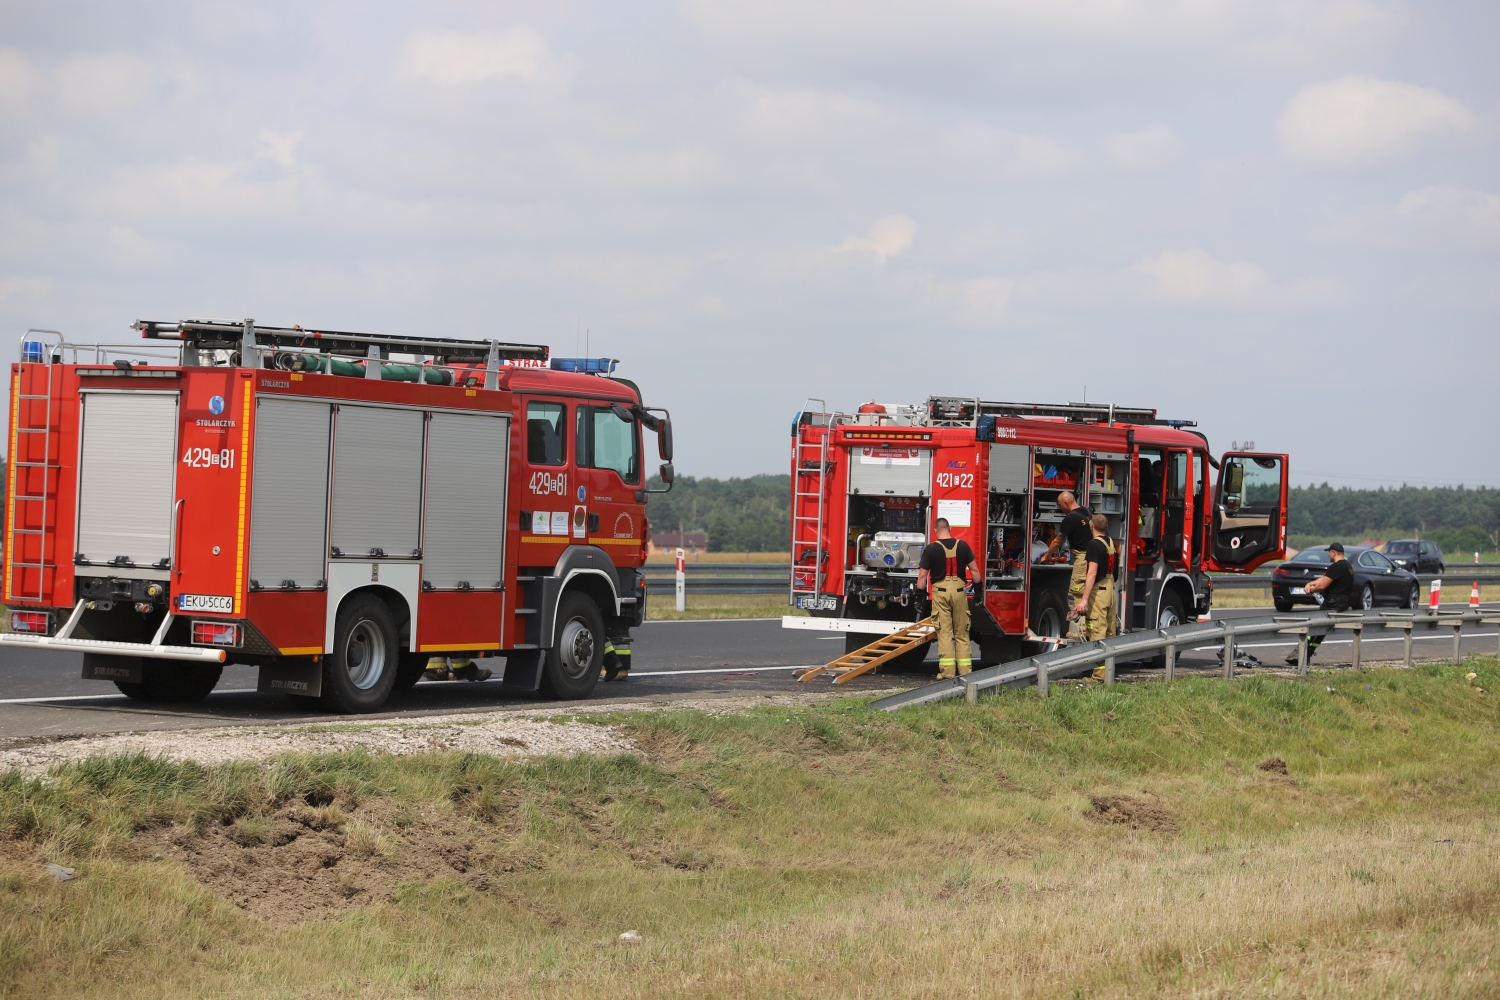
[796,618,936,684]
[789,399,830,607]
[6,359,61,603]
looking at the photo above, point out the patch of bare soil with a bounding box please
[1085,794,1177,834]
[138,796,511,923]
[1256,756,1298,785]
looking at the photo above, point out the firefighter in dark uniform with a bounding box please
[1071,514,1118,680]
[917,517,983,679]
[601,635,632,681]
[1043,491,1093,638]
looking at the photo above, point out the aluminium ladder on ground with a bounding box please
[796,617,937,684]
[789,399,832,609]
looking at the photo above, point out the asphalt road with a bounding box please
[1,605,1495,742]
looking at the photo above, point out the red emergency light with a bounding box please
[9,611,50,634]
[191,621,242,647]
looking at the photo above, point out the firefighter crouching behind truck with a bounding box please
[916,517,983,679]
[1043,491,1093,638]
[1070,514,1119,677]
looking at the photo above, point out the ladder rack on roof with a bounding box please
[134,318,549,364]
[926,396,1196,429]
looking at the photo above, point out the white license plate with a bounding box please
[796,595,839,611]
[179,593,234,614]
[1289,586,1305,595]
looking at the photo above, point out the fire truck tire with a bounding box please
[320,595,401,713]
[540,593,604,700]
[1031,592,1068,642]
[392,653,428,692]
[114,661,224,703]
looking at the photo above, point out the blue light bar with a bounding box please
[550,357,618,374]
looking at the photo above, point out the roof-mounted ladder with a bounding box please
[790,399,832,607]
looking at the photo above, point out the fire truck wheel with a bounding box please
[1157,591,1185,630]
[115,661,224,703]
[321,595,400,713]
[1031,592,1068,642]
[541,593,604,700]
[392,653,429,692]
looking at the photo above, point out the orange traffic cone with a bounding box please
[1470,581,1481,609]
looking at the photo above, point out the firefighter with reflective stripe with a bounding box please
[601,633,633,681]
[916,517,982,679]
[1070,513,1118,677]
[1043,491,1093,639]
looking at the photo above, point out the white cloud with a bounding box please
[839,215,917,261]
[0,50,35,112]
[937,125,1074,180]
[54,53,157,117]
[398,28,567,86]
[1134,248,1339,308]
[256,128,304,167]
[1105,124,1183,170]
[952,276,1013,327]
[1394,186,1500,248]
[1277,75,1473,167]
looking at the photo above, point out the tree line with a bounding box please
[646,475,1500,554]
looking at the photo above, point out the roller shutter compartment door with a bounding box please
[423,412,509,589]
[76,391,179,568]
[847,445,931,496]
[250,398,332,588]
[330,405,424,558]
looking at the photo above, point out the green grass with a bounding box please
[2,658,1499,998]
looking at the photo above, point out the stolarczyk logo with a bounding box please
[208,395,225,415]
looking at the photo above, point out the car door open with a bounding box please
[1206,452,1288,571]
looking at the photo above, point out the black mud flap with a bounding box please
[82,653,142,684]
[502,649,544,690]
[258,659,323,698]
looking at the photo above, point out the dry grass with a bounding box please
[2,658,1498,999]
[645,592,803,620]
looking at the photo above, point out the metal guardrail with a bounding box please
[869,608,1500,712]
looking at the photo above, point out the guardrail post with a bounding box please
[1483,616,1500,659]
[1297,632,1309,674]
[1222,626,1235,680]
[1163,637,1176,682]
[1451,621,1463,664]
[1103,653,1115,685]
[1350,622,1363,670]
[964,678,978,705]
[1035,657,1048,698]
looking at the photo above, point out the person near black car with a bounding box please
[1288,542,1352,665]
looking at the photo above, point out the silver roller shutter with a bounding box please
[423,412,509,589]
[250,398,331,588]
[330,404,424,558]
[76,391,179,569]
[847,445,932,496]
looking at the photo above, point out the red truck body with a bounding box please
[789,397,1288,663]
[2,321,671,710]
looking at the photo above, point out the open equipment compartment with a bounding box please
[985,442,1028,592]
[844,440,932,613]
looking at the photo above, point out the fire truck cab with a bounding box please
[2,320,673,712]
[788,396,1288,665]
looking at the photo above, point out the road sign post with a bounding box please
[675,548,686,612]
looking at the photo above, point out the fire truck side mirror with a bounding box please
[657,417,673,461]
[659,461,675,485]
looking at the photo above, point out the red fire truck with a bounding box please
[1,319,673,712]
[787,396,1288,664]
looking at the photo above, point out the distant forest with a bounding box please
[646,475,1500,554]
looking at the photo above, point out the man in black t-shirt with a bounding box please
[1041,492,1093,637]
[917,518,982,679]
[1293,542,1353,663]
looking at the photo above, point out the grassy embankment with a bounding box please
[2,659,1499,998]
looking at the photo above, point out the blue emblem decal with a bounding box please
[576,485,587,502]
[208,395,225,415]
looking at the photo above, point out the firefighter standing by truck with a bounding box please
[1072,513,1119,660]
[916,517,982,679]
[1042,491,1093,637]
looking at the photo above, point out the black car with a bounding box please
[1380,538,1445,576]
[1270,545,1421,612]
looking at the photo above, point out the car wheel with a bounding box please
[114,660,224,702]
[319,594,400,713]
[1274,597,1294,612]
[540,592,604,700]
[1358,584,1375,611]
[1405,582,1420,609]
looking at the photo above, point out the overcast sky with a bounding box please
[2,1,1496,486]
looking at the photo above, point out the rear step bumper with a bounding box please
[0,632,227,663]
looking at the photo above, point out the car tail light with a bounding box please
[191,621,242,647]
[9,611,50,634]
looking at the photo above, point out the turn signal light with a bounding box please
[9,611,50,634]
[191,621,242,647]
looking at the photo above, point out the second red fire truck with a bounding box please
[2,319,673,712]
[787,396,1289,665]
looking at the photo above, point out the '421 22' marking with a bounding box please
[182,447,236,469]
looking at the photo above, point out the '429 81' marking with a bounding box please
[529,471,567,496]
[182,447,236,469]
